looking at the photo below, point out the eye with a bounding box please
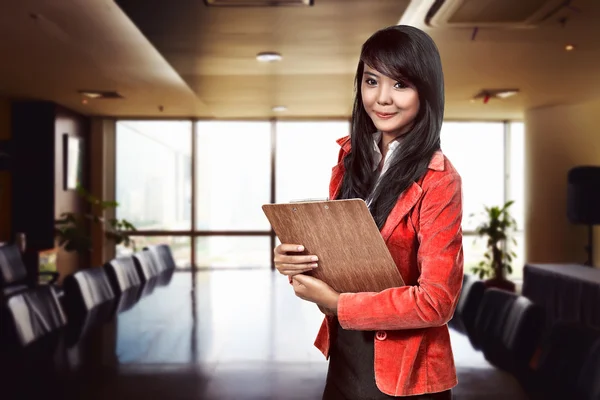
[364,78,377,86]
[394,81,409,89]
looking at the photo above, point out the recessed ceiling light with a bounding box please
[256,52,282,62]
[78,90,123,99]
[472,88,519,102]
[496,90,519,99]
[272,106,287,112]
[565,44,575,51]
[80,91,103,99]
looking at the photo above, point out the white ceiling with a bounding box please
[0,0,598,120]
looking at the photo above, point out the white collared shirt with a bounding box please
[367,132,401,207]
[372,131,401,180]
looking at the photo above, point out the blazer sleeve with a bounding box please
[337,173,464,331]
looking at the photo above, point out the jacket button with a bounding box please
[375,331,387,341]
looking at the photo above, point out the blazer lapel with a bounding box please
[380,182,423,242]
[329,163,344,200]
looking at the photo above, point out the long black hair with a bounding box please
[336,25,445,230]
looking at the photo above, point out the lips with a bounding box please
[375,112,397,120]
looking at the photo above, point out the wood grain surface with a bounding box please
[263,199,404,294]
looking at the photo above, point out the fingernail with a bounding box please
[311,256,318,261]
[297,245,304,251]
[311,263,318,268]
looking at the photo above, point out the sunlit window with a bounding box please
[195,121,271,232]
[116,121,192,231]
[275,121,349,203]
[113,119,524,275]
[440,122,505,231]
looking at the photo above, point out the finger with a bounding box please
[276,263,315,272]
[275,254,318,265]
[275,244,306,254]
[278,268,314,276]
[275,261,318,270]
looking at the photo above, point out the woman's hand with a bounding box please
[274,243,319,277]
[292,274,339,314]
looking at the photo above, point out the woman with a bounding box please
[274,25,463,399]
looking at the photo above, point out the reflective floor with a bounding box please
[69,270,528,399]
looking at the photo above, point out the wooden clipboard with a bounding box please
[262,199,404,293]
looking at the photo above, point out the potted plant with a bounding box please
[55,184,137,255]
[470,200,518,292]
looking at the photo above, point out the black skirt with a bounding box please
[322,319,452,400]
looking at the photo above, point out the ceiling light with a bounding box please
[80,91,103,99]
[565,44,575,51]
[78,90,123,99]
[272,106,287,112]
[496,90,519,99]
[472,89,520,103]
[256,52,282,62]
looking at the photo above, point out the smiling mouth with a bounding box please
[375,112,397,119]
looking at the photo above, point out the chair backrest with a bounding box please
[143,246,167,273]
[62,267,118,345]
[0,243,28,286]
[474,288,516,350]
[504,296,545,360]
[157,244,176,270]
[534,322,600,399]
[64,267,116,312]
[3,285,66,347]
[576,338,600,400]
[476,289,546,375]
[132,251,162,282]
[104,256,141,294]
[449,274,486,348]
[103,256,143,313]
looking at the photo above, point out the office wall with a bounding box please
[0,98,11,242]
[54,106,90,279]
[525,98,600,268]
[90,118,116,267]
[11,101,90,282]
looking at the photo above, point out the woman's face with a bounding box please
[361,64,420,137]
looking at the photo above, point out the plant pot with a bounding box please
[484,277,516,293]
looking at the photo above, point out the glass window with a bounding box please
[509,122,525,230]
[462,234,488,277]
[508,122,526,280]
[462,231,525,280]
[275,121,349,203]
[440,122,505,231]
[195,121,271,231]
[195,236,271,268]
[116,121,192,231]
[116,235,192,269]
[509,231,525,280]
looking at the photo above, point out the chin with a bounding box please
[373,120,406,134]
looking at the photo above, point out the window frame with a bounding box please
[113,118,525,275]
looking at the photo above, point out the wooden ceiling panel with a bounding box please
[190,73,355,117]
[115,0,410,117]
[1,0,599,120]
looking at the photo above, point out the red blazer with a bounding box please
[314,135,464,396]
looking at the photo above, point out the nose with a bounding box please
[376,85,392,106]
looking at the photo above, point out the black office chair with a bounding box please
[0,243,59,298]
[62,266,118,346]
[104,255,144,313]
[0,285,69,398]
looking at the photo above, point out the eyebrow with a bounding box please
[363,71,379,78]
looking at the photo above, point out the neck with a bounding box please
[380,123,413,151]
